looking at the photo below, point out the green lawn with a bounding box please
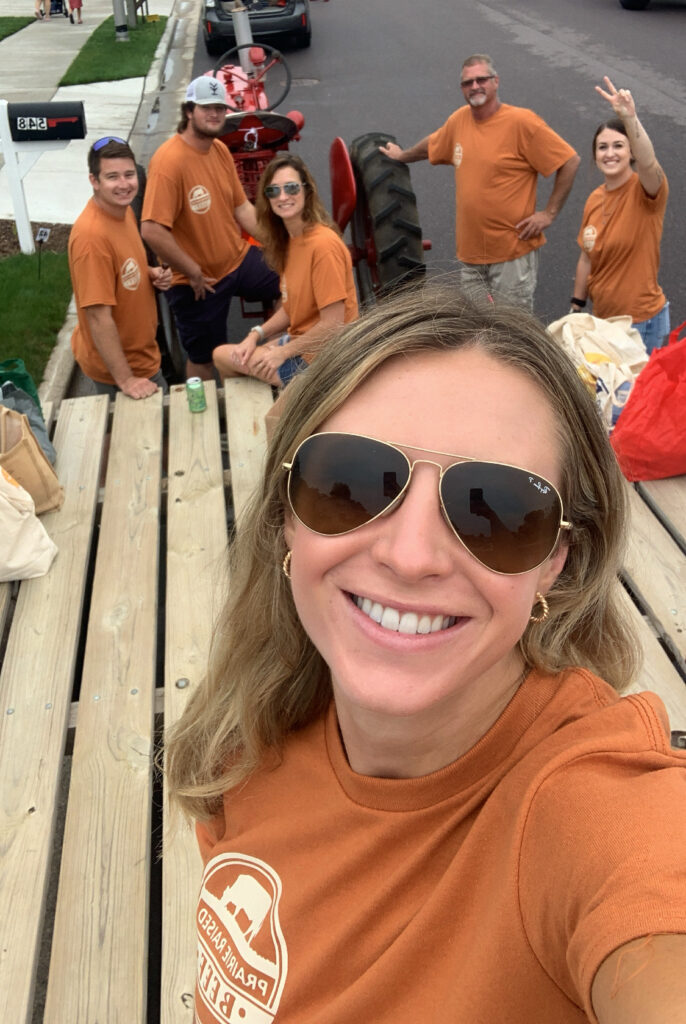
[0,252,73,385]
[60,15,167,86]
[0,16,33,41]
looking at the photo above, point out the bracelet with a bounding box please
[249,324,265,342]
[570,297,587,308]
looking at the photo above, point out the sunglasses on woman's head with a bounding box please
[283,432,571,576]
[264,182,303,198]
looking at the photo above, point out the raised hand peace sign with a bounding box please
[595,76,636,119]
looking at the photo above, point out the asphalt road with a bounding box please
[193,0,686,327]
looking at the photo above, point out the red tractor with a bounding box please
[207,7,428,306]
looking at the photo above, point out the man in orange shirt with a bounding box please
[141,77,280,380]
[380,54,580,310]
[68,137,172,399]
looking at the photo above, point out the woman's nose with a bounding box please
[369,462,457,580]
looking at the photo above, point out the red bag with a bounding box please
[611,321,686,482]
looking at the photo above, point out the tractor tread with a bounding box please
[349,131,426,302]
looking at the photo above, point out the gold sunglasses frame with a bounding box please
[283,432,572,576]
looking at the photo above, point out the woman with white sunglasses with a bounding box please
[213,153,358,388]
[168,284,686,1024]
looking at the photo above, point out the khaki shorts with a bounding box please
[460,250,539,311]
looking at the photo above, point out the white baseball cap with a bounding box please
[185,76,228,106]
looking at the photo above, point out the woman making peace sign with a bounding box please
[572,77,669,352]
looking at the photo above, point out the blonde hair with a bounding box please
[165,284,640,820]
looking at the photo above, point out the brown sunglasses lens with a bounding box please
[288,434,409,535]
[440,462,562,573]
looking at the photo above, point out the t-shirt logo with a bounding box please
[582,225,597,253]
[452,143,463,168]
[196,853,288,1023]
[189,184,212,214]
[120,257,140,290]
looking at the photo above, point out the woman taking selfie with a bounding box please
[168,285,686,1023]
[572,77,669,352]
[213,153,358,387]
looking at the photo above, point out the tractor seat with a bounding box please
[221,111,304,152]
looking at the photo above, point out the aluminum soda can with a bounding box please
[186,376,207,413]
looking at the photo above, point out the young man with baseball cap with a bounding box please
[69,137,172,399]
[141,76,280,379]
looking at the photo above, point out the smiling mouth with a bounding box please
[351,594,457,635]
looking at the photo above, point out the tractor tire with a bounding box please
[349,131,425,305]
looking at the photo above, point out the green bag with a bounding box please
[0,359,42,415]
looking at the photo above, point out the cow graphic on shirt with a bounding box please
[196,853,288,1024]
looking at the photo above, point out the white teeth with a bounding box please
[370,602,383,623]
[353,595,455,635]
[381,607,400,630]
[398,612,418,634]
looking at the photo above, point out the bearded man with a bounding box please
[142,76,280,379]
[380,54,580,310]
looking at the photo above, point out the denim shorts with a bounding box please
[166,245,280,365]
[276,334,308,386]
[633,301,670,355]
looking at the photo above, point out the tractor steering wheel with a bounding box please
[213,44,292,112]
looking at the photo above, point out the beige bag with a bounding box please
[547,313,648,430]
[0,405,64,514]
[0,466,58,582]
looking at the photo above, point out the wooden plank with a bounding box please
[162,382,228,1024]
[0,580,11,638]
[44,392,163,1023]
[623,485,686,667]
[638,475,686,552]
[620,589,686,730]
[223,378,273,527]
[0,395,109,1023]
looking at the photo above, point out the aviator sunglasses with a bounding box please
[283,432,571,576]
[264,181,303,198]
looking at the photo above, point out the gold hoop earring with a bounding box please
[529,591,549,623]
[282,550,292,580]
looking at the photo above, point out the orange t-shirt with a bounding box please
[281,224,358,363]
[68,200,160,385]
[142,135,249,287]
[194,668,686,1024]
[428,104,577,264]
[577,172,668,322]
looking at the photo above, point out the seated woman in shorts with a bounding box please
[213,154,358,387]
[168,285,686,1024]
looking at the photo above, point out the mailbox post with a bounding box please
[0,99,86,254]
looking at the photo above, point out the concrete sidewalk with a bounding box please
[0,0,177,224]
